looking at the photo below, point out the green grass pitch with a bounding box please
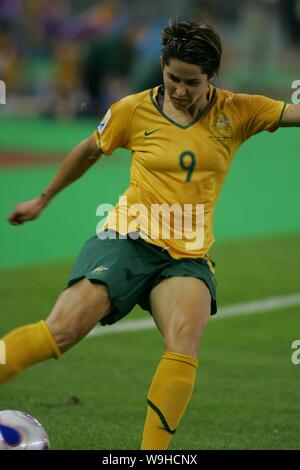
[0,233,299,449]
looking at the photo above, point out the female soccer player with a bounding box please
[1,20,299,450]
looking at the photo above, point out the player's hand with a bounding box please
[7,197,47,225]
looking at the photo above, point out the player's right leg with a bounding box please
[45,278,110,352]
[0,278,111,385]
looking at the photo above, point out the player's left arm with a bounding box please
[280,104,300,127]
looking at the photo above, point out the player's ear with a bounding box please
[160,55,164,70]
[210,69,218,82]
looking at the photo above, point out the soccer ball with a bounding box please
[0,410,50,450]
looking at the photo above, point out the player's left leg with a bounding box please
[141,276,211,450]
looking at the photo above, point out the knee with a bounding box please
[47,311,90,353]
[46,284,111,353]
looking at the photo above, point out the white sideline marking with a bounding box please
[88,293,300,338]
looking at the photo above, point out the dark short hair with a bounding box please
[161,20,222,79]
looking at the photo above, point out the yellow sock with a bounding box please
[0,320,60,385]
[141,351,198,450]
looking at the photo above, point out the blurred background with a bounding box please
[0,0,299,268]
[0,0,299,118]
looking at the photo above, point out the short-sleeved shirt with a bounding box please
[94,85,286,259]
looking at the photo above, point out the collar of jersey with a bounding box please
[149,85,217,129]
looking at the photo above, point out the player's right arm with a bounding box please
[8,134,102,225]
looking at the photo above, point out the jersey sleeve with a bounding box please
[93,95,137,156]
[234,93,286,142]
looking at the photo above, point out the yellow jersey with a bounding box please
[94,85,286,259]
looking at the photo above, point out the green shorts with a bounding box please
[66,231,217,326]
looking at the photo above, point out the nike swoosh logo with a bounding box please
[144,128,160,136]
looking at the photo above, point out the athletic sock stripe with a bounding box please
[163,357,198,368]
[147,399,177,435]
